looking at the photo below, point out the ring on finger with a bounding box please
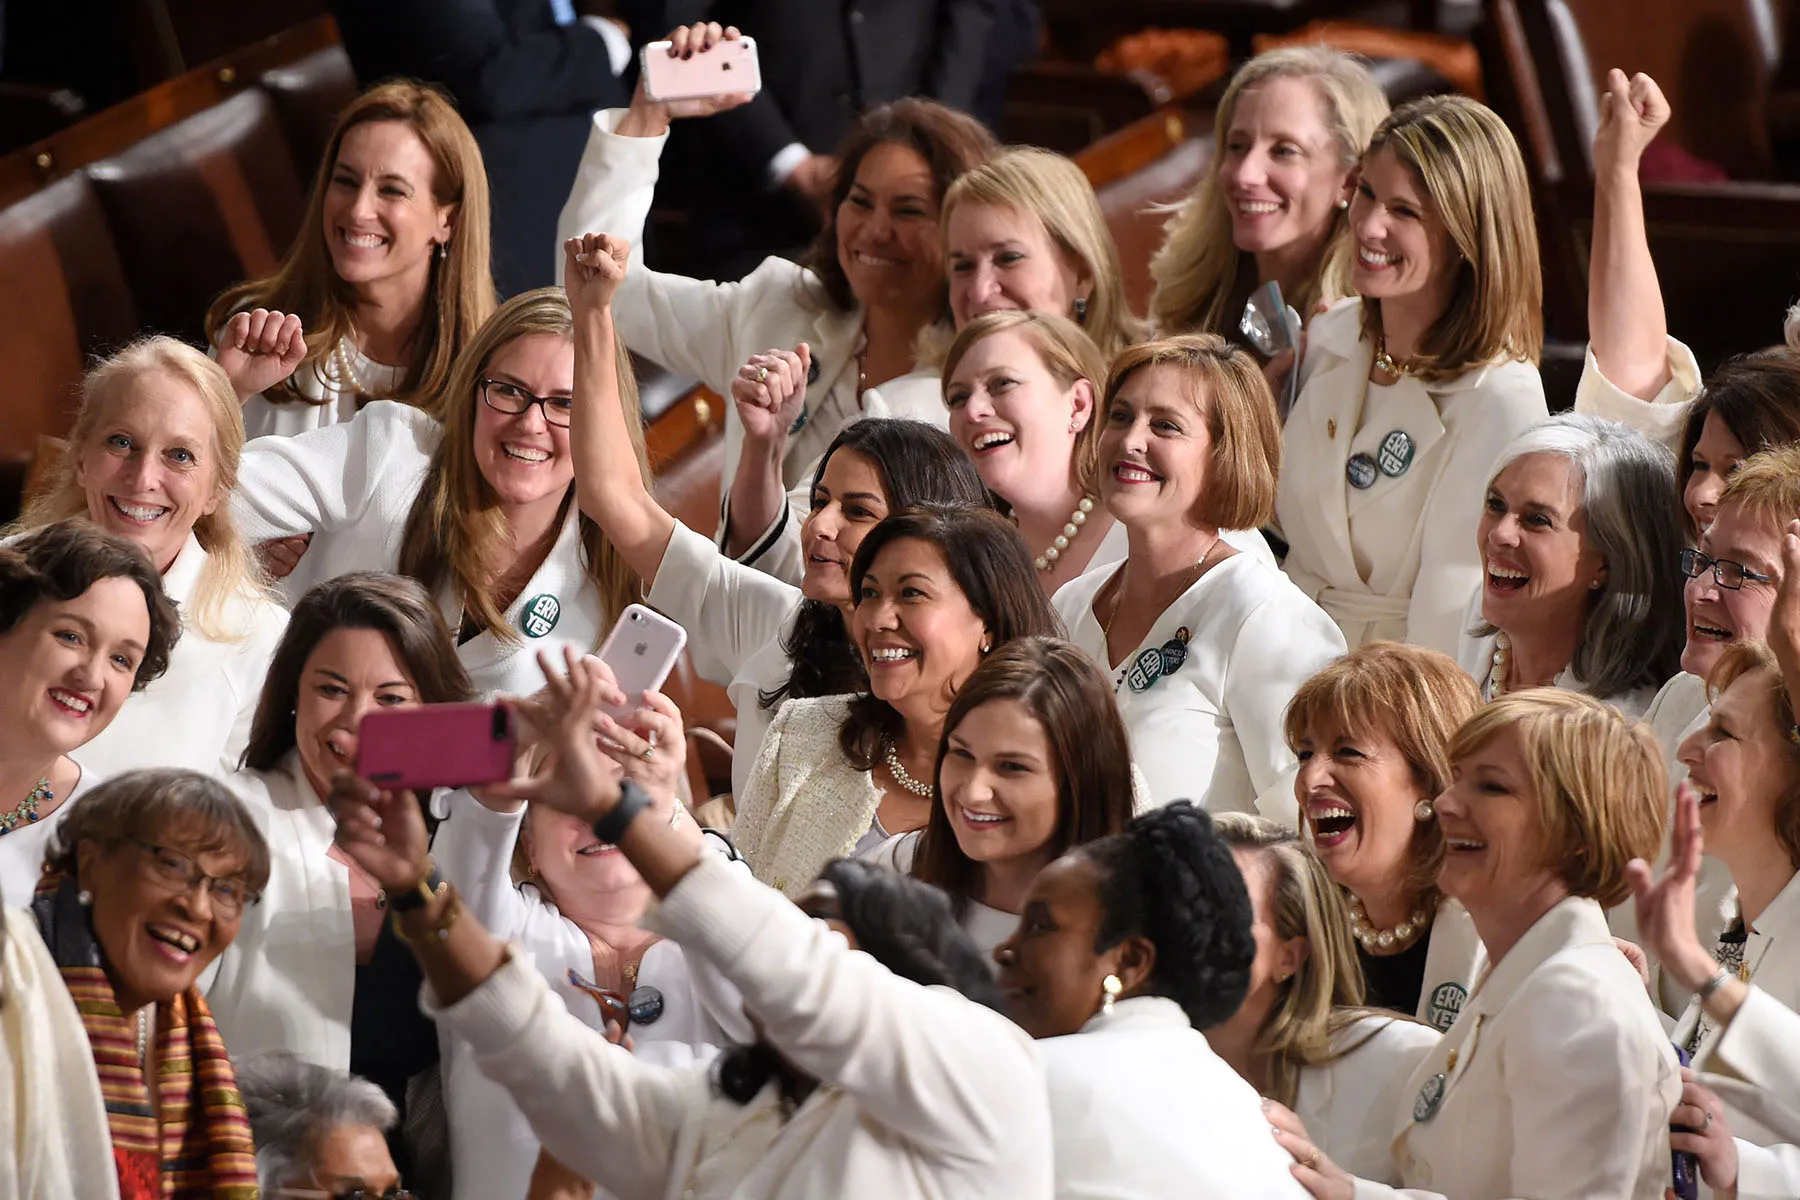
[756,366,769,382]
[1702,1109,1713,1131]
[1303,1149,1320,1170]
[641,745,656,762]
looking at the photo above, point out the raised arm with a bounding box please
[215,309,306,404]
[722,344,810,558]
[230,401,437,542]
[1587,69,1673,401]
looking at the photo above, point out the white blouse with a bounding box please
[0,767,101,909]
[239,341,407,440]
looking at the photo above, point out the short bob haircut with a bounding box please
[1283,642,1480,912]
[1705,640,1800,870]
[1675,352,1800,539]
[1359,95,1543,379]
[48,768,272,896]
[236,1051,398,1193]
[942,310,1110,497]
[1446,690,1664,908]
[1102,333,1282,530]
[1475,413,1685,698]
[242,572,475,773]
[840,504,1061,771]
[1717,442,1800,530]
[912,636,1136,916]
[0,520,182,691]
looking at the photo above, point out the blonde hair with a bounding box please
[1719,443,1800,529]
[1149,46,1389,337]
[941,310,1109,496]
[1706,640,1800,869]
[1359,94,1543,379]
[205,80,498,416]
[397,288,650,641]
[1447,690,1665,907]
[941,147,1145,360]
[11,336,268,641]
[1214,814,1408,1109]
[1103,334,1280,529]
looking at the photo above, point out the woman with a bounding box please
[564,232,990,799]
[1209,814,1441,1184]
[206,79,497,439]
[1149,46,1389,339]
[1456,413,1685,717]
[1273,94,1547,657]
[231,287,651,697]
[237,1051,410,1199]
[555,22,995,515]
[1283,643,1485,1028]
[10,338,290,776]
[992,801,1307,1196]
[0,522,180,907]
[34,768,269,1198]
[327,649,1054,1198]
[1267,690,1679,1199]
[735,504,1058,896]
[867,636,1136,956]
[1055,333,1345,818]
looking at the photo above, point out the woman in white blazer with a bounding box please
[230,288,651,700]
[205,80,497,440]
[868,637,1137,957]
[1283,643,1486,1029]
[1211,815,1441,1184]
[10,337,290,777]
[1269,690,1680,1200]
[1454,414,1685,719]
[735,505,1059,896]
[328,651,1054,1200]
[0,524,179,907]
[1054,334,1345,819]
[1272,95,1547,657]
[992,801,1309,1198]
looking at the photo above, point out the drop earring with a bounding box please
[1073,296,1088,324]
[1413,799,1434,822]
[1101,973,1122,1016]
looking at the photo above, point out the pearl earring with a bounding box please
[77,889,92,906]
[1413,799,1434,822]
[1337,199,1350,210]
[1101,973,1123,1015]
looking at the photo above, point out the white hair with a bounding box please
[235,1051,397,1192]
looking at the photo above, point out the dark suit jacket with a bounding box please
[331,0,630,295]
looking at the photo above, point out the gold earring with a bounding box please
[1101,973,1123,1015]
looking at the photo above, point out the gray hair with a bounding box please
[1477,413,1686,698]
[235,1051,398,1192]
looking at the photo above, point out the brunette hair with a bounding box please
[1706,641,1800,870]
[1678,353,1800,538]
[911,637,1136,916]
[48,768,272,895]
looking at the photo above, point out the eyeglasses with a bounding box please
[1679,548,1774,591]
[273,1185,413,1200]
[479,377,574,427]
[130,840,259,915]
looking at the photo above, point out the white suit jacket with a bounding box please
[1704,986,1800,1199]
[732,694,878,897]
[1274,299,1547,656]
[1353,897,1681,1200]
[1413,897,1487,1033]
[1293,1015,1442,1184]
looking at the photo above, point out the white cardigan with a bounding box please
[1054,552,1345,821]
[1291,1014,1442,1185]
[71,532,288,778]
[1274,299,1548,656]
[1042,996,1308,1198]
[1351,897,1680,1200]
[428,851,1055,1200]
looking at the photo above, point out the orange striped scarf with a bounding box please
[34,874,260,1199]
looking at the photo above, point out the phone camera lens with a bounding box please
[492,708,508,740]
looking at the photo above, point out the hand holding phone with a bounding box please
[1241,281,1305,420]
[595,605,688,721]
[357,703,517,790]
[641,32,761,105]
[1669,1044,1699,1200]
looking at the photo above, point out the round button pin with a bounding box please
[1378,429,1415,477]
[1346,453,1378,490]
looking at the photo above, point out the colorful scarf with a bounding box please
[33,873,259,1199]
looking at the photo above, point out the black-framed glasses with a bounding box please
[1679,548,1773,590]
[479,377,573,427]
[273,1185,414,1200]
[129,840,259,915]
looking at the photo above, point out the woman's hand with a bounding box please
[618,23,756,136]
[485,648,626,824]
[1594,68,1670,176]
[596,688,687,804]
[1671,1067,1739,1195]
[1626,782,1717,992]
[1614,936,1652,992]
[731,344,811,445]
[1265,1100,1355,1200]
[255,534,311,580]
[218,308,306,403]
[525,1150,597,1200]
[328,771,432,890]
[564,232,630,326]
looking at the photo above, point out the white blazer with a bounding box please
[71,533,288,778]
[1452,587,1658,719]
[1054,552,1346,821]
[1351,897,1681,1200]
[427,852,1055,1200]
[1704,986,1800,1199]
[237,343,407,440]
[1043,996,1309,1198]
[1274,299,1548,656]
[1572,336,1703,454]
[1412,897,1487,1033]
[1291,1014,1442,1185]
[232,401,612,698]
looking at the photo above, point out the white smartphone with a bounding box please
[640,35,762,103]
[596,604,688,721]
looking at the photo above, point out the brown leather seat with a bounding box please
[85,87,304,340]
[259,44,359,184]
[1080,111,1213,316]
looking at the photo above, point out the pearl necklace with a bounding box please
[0,778,50,837]
[1034,496,1096,572]
[1346,892,1430,953]
[1484,631,1511,701]
[882,740,934,797]
[136,1006,150,1068]
[325,334,394,402]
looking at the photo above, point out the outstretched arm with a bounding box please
[1588,69,1673,400]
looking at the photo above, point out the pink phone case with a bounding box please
[357,703,517,790]
[640,35,761,102]
[596,604,688,721]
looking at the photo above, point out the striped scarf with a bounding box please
[33,873,259,1199]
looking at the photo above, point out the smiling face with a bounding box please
[1682,501,1782,679]
[1348,146,1460,313]
[1679,667,1800,868]
[852,537,990,716]
[1097,363,1213,531]
[470,332,576,518]
[800,448,891,607]
[1478,453,1605,640]
[1293,717,1427,902]
[293,627,420,801]
[321,119,453,294]
[945,329,1090,507]
[0,577,150,761]
[1686,410,1748,535]
[74,370,225,573]
[836,141,943,316]
[992,850,1116,1038]
[939,697,1063,869]
[1220,76,1353,262]
[945,202,1087,328]
[1433,727,1565,921]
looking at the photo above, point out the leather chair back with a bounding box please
[259,44,359,184]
